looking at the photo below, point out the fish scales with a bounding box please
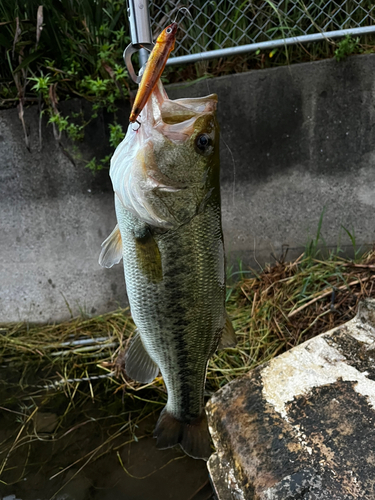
[116,198,225,420]
[100,80,236,460]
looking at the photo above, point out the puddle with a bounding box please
[0,368,214,500]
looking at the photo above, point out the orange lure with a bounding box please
[129,22,178,124]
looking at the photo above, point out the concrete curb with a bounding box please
[207,299,375,499]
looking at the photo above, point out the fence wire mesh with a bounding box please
[149,1,375,63]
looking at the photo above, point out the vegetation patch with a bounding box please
[1,1,374,170]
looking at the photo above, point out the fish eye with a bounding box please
[195,134,210,152]
[166,27,173,34]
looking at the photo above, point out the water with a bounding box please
[0,370,214,500]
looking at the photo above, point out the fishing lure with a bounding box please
[129,22,178,125]
[129,8,191,126]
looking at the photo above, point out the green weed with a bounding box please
[109,123,125,148]
[334,35,361,61]
[0,0,132,168]
[341,225,363,262]
[304,207,327,260]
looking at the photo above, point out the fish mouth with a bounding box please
[158,95,218,142]
[167,22,178,37]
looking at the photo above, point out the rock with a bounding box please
[207,299,375,499]
[33,412,58,434]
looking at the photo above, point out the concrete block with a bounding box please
[207,299,375,499]
[0,102,128,323]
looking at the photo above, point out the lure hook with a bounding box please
[173,6,192,24]
[132,120,141,131]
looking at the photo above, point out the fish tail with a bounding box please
[153,408,212,460]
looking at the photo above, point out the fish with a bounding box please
[99,79,236,460]
[129,22,178,124]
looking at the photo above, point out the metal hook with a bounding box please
[124,43,154,84]
[173,6,192,24]
[125,0,154,83]
[124,5,190,84]
[124,44,142,84]
[132,119,142,131]
[123,44,141,83]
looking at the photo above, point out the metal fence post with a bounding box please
[127,0,153,68]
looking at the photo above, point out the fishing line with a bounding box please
[222,135,237,207]
[204,60,237,207]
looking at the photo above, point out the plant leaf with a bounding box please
[13,50,43,73]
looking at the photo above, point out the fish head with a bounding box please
[145,91,220,226]
[157,22,178,46]
[110,82,220,229]
[154,94,220,185]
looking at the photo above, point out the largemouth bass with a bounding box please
[100,80,236,460]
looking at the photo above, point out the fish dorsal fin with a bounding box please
[99,224,123,268]
[218,312,237,349]
[125,331,159,384]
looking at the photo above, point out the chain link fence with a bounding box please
[148,1,375,64]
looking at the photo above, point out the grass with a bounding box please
[1,244,375,487]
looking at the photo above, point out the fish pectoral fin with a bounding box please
[125,331,159,384]
[135,226,163,283]
[218,312,237,349]
[99,224,123,268]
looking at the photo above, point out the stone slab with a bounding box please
[207,299,375,499]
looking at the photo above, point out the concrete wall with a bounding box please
[168,54,375,266]
[1,54,375,323]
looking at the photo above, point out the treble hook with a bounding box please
[132,119,141,131]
